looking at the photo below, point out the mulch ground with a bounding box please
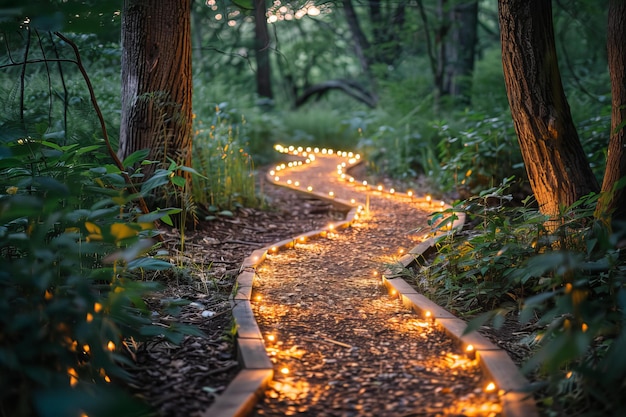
[124,154,527,417]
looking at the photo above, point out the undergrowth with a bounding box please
[415,179,626,416]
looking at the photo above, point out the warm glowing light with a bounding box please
[94,302,102,313]
[307,186,313,192]
[68,367,79,386]
[287,180,292,185]
[86,313,93,323]
[350,198,355,204]
[398,248,404,254]
[299,236,306,243]
[267,334,276,342]
[83,344,90,353]
[274,176,280,181]
[582,323,589,332]
[426,195,432,203]
[45,290,53,300]
[485,382,496,392]
[271,246,278,253]
[294,181,300,186]
[373,271,378,276]
[390,188,395,194]
[362,180,367,186]
[390,289,397,296]
[377,185,383,191]
[425,311,432,319]
[255,295,262,302]
[107,341,116,351]
[408,191,413,197]
[280,367,290,375]
[329,191,334,197]
[269,170,275,175]
[466,344,474,353]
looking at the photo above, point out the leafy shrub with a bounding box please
[0,31,201,417]
[0,136,184,417]
[436,112,526,196]
[418,181,626,416]
[417,178,547,314]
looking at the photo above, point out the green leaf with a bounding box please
[122,149,150,168]
[171,175,186,187]
[126,257,172,271]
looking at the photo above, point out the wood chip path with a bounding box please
[248,150,501,417]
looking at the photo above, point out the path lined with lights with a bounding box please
[248,146,502,417]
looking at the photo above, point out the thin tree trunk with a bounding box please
[446,1,478,104]
[254,0,273,100]
[119,0,193,183]
[498,0,599,219]
[341,0,375,90]
[597,0,626,224]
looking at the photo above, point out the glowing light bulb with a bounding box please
[307,186,313,192]
[294,181,300,186]
[377,185,383,191]
[485,382,496,392]
[329,191,334,197]
[267,334,276,342]
[465,344,475,359]
[408,191,413,198]
[280,367,289,375]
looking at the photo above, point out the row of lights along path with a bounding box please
[249,146,501,417]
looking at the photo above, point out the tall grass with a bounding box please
[192,107,258,213]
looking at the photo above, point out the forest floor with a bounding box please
[124,155,535,417]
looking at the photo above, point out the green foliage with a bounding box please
[418,181,626,415]
[416,178,547,314]
[436,112,526,194]
[192,104,259,213]
[0,136,167,417]
[0,32,203,417]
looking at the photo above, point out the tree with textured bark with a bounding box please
[498,0,600,220]
[118,0,193,207]
[597,0,626,225]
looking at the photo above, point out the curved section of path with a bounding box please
[203,147,538,417]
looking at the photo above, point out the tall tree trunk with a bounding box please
[119,0,193,185]
[597,0,626,224]
[498,0,599,219]
[254,0,273,101]
[445,0,478,104]
[342,0,375,89]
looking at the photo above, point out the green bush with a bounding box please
[0,32,201,416]
[418,181,626,416]
[0,136,180,417]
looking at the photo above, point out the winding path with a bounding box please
[204,147,538,417]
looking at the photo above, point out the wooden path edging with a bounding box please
[202,152,539,417]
